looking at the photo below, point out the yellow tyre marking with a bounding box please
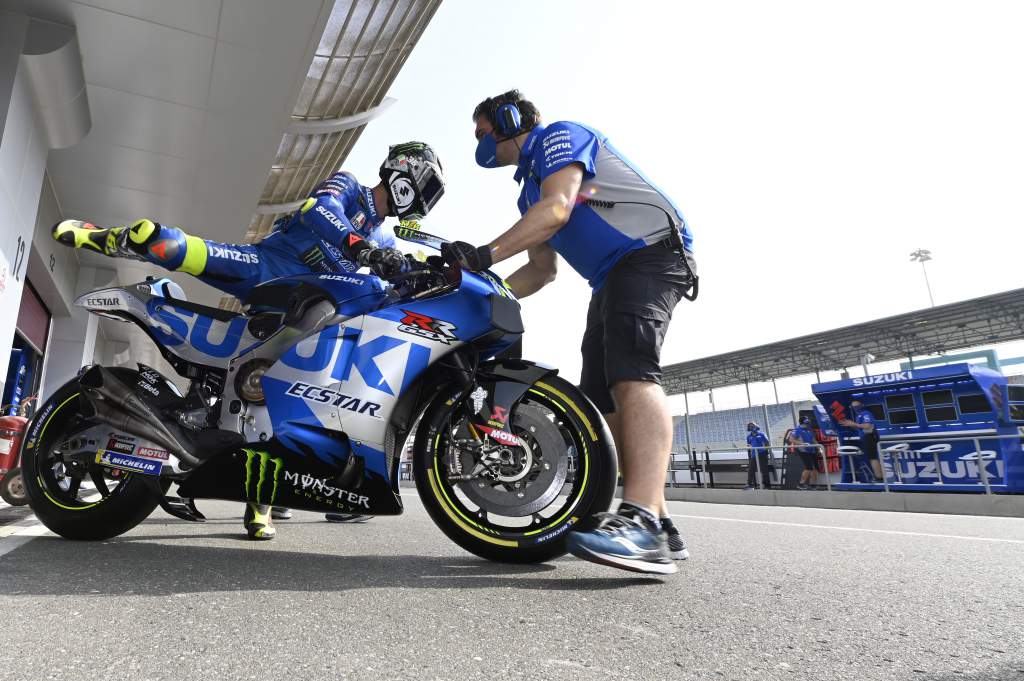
[428,467,517,547]
[36,392,105,511]
[534,381,597,441]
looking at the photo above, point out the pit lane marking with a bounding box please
[669,513,1024,545]
[0,523,49,559]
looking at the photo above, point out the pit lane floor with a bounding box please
[0,494,1022,681]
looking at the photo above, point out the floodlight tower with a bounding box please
[909,248,935,307]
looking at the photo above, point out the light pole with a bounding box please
[909,248,935,307]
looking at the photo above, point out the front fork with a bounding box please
[441,358,557,481]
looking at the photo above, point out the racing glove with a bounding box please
[357,246,407,278]
[441,240,492,272]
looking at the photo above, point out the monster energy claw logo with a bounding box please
[243,449,283,505]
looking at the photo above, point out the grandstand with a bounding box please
[672,402,814,451]
[662,287,1024,454]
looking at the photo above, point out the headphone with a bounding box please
[494,102,522,138]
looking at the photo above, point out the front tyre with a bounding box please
[414,375,616,563]
[21,378,160,540]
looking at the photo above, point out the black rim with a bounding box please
[31,393,132,511]
[427,384,596,542]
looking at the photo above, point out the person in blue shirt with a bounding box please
[839,400,883,481]
[51,142,446,539]
[745,422,774,490]
[787,417,819,490]
[445,90,697,574]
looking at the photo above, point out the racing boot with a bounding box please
[243,503,276,540]
[52,219,146,261]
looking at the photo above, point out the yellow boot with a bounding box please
[243,503,276,540]
[52,219,154,260]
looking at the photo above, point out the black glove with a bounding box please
[358,247,407,278]
[441,240,492,272]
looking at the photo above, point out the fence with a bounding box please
[668,432,1017,495]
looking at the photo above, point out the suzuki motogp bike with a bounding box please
[21,226,616,563]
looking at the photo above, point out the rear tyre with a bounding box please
[414,374,616,563]
[21,377,160,540]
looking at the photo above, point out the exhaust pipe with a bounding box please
[79,366,203,468]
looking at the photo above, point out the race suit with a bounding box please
[120,171,392,300]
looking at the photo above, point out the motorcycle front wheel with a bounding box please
[414,374,616,563]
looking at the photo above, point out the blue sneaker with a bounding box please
[566,512,677,575]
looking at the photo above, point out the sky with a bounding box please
[345,0,1024,413]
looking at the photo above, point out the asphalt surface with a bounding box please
[1,492,1022,681]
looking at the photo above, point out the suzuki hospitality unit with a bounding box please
[811,364,1024,493]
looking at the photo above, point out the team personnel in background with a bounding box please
[788,417,818,490]
[839,400,883,481]
[446,89,697,574]
[52,143,446,539]
[745,422,774,490]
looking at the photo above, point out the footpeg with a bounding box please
[161,495,206,522]
[141,477,206,522]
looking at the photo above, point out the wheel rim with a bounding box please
[430,385,594,541]
[6,474,26,501]
[31,394,132,511]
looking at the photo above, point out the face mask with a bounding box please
[475,133,499,168]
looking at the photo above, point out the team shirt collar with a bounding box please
[513,125,544,184]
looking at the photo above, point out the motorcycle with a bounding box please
[21,226,616,563]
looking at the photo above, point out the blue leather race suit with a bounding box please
[133,171,393,300]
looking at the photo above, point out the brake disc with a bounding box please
[455,403,569,517]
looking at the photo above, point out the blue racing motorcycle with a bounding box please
[21,226,616,563]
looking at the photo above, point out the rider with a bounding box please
[52,142,446,539]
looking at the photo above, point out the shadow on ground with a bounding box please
[2,532,661,597]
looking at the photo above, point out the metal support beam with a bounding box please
[285,96,396,134]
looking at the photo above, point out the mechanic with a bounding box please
[839,400,883,482]
[445,89,697,574]
[51,142,445,539]
[745,422,775,490]
[787,417,819,490]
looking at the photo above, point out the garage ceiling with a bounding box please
[0,0,440,345]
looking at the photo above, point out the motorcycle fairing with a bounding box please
[175,440,402,515]
[75,283,262,371]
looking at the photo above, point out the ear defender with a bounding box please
[495,103,522,138]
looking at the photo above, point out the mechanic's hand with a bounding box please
[358,247,407,278]
[441,240,492,272]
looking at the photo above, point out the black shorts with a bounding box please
[858,434,880,460]
[798,451,818,471]
[579,243,694,414]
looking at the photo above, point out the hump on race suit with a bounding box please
[242,272,390,321]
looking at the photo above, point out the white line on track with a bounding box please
[669,513,1024,545]
[0,523,49,559]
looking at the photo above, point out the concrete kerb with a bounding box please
[662,487,1024,518]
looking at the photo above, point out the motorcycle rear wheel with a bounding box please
[21,377,160,540]
[414,374,616,563]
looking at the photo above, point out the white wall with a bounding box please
[0,12,48,393]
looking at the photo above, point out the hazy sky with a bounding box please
[345,0,1024,412]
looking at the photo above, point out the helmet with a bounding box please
[378,142,445,221]
[746,422,759,432]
